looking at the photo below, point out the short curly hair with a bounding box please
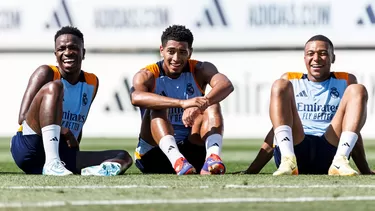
[305,34,334,53]
[161,25,194,48]
[54,26,84,44]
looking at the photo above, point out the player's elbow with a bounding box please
[130,92,139,106]
[225,80,235,94]
[229,82,234,93]
[18,115,25,125]
[130,91,143,107]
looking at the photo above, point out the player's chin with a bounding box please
[170,65,183,72]
[169,69,183,77]
[62,64,80,73]
[309,69,324,78]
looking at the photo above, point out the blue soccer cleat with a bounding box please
[174,157,196,175]
[200,154,226,175]
[81,162,122,176]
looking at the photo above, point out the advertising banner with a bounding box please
[0,0,374,50]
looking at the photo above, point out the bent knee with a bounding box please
[204,103,223,118]
[42,80,64,95]
[206,103,221,112]
[271,79,293,96]
[150,109,168,119]
[346,84,368,101]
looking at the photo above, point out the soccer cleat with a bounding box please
[81,162,122,176]
[273,155,298,176]
[174,157,196,175]
[200,154,226,175]
[42,159,73,176]
[328,155,358,176]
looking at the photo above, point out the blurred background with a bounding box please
[1,0,375,140]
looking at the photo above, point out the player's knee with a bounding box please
[346,84,368,102]
[150,109,168,119]
[42,81,64,98]
[207,103,221,112]
[204,103,222,118]
[271,79,293,96]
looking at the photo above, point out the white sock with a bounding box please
[274,125,294,157]
[41,124,61,164]
[158,135,184,168]
[205,134,223,159]
[335,131,358,158]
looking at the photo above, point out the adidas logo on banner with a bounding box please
[196,0,228,28]
[45,0,74,29]
[104,77,137,112]
[296,90,308,97]
[357,4,375,25]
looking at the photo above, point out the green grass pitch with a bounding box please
[1,137,375,210]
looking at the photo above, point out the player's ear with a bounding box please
[331,54,335,64]
[54,51,58,62]
[188,47,193,59]
[82,48,86,60]
[159,45,164,57]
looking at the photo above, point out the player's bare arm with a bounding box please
[195,61,234,106]
[243,128,274,174]
[131,69,208,110]
[181,61,234,127]
[18,65,55,125]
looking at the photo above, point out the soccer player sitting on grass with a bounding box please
[241,35,373,176]
[131,25,234,175]
[10,26,133,176]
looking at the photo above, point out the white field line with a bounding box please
[1,196,375,208]
[2,184,375,189]
[225,184,375,189]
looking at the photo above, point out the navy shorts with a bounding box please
[10,132,79,174]
[274,135,337,174]
[135,140,206,174]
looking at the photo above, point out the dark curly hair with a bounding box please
[161,25,194,48]
[54,26,84,44]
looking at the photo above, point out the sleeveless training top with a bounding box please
[287,72,349,136]
[140,60,205,141]
[50,65,98,139]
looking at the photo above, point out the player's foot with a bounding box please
[328,155,358,176]
[273,155,298,176]
[174,157,196,175]
[42,159,73,176]
[81,162,122,176]
[200,154,226,175]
